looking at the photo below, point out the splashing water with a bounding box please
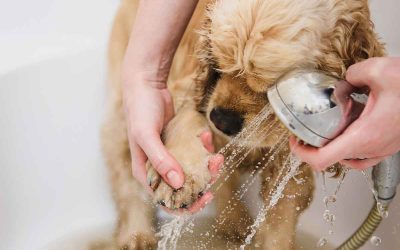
[210,113,279,194]
[361,170,388,218]
[156,218,186,250]
[157,216,188,250]
[317,237,328,247]
[157,105,277,249]
[156,104,305,249]
[198,131,289,249]
[370,235,382,246]
[318,167,348,244]
[240,153,302,249]
[323,210,336,224]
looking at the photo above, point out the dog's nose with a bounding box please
[210,108,244,136]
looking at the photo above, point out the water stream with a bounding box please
[240,152,302,249]
[157,104,298,249]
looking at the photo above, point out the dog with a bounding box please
[101,0,384,249]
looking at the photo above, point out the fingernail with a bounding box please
[166,170,182,189]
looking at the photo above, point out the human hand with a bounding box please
[160,131,224,215]
[122,75,184,192]
[290,57,400,170]
[123,75,223,213]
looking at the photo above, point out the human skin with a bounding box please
[122,0,223,213]
[290,57,400,171]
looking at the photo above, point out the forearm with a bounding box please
[123,0,199,87]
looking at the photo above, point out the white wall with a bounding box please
[0,1,119,250]
[370,0,400,55]
[0,0,120,74]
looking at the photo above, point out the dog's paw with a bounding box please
[154,172,210,210]
[145,128,217,210]
[146,159,211,210]
[146,164,162,191]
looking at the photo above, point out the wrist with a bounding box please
[122,65,170,90]
[122,43,174,90]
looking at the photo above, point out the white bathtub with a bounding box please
[0,0,399,249]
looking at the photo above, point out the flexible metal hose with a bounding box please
[336,203,387,250]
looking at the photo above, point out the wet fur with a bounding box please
[99,0,384,249]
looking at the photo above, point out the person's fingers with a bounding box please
[130,142,156,194]
[161,89,175,125]
[200,130,215,153]
[136,131,184,189]
[208,154,224,183]
[130,142,149,187]
[346,57,386,91]
[158,192,213,215]
[289,132,361,171]
[289,137,324,171]
[339,157,386,170]
[187,192,213,214]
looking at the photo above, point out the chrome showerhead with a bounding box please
[267,69,366,147]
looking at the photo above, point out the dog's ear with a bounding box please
[317,0,385,77]
[193,12,220,114]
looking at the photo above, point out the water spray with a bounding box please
[267,69,400,249]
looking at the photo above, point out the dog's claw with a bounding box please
[147,167,161,191]
[157,200,166,207]
[179,203,188,209]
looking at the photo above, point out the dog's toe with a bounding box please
[179,203,188,209]
[153,175,209,210]
[146,166,161,191]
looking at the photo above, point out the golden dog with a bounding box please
[101,0,384,249]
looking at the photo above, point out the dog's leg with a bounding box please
[102,110,156,250]
[256,194,298,250]
[147,102,213,210]
[214,171,252,242]
[256,154,314,250]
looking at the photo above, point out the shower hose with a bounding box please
[336,203,388,250]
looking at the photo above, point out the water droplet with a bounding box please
[296,206,301,211]
[370,236,381,246]
[323,210,330,220]
[240,151,301,250]
[323,195,337,204]
[317,237,327,247]
[377,202,389,218]
[323,210,336,224]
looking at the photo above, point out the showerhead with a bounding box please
[267,69,366,147]
[268,70,400,247]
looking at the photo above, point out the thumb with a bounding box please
[289,128,361,171]
[346,58,386,92]
[137,131,185,189]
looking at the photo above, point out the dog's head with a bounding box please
[194,0,384,143]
